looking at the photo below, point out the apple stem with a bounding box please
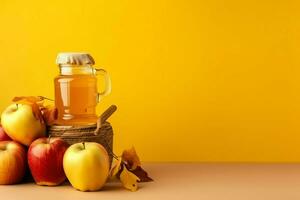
[82,142,85,150]
[16,104,18,110]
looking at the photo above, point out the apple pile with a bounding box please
[0,96,152,192]
[0,97,111,191]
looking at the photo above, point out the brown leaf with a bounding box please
[12,96,44,104]
[110,147,153,191]
[122,147,141,170]
[131,166,153,182]
[30,102,45,124]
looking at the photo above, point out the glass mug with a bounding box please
[54,53,111,125]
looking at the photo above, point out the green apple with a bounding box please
[63,142,110,191]
[1,103,46,146]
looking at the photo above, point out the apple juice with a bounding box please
[54,74,99,125]
[54,53,111,125]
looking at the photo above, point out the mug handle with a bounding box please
[94,68,111,102]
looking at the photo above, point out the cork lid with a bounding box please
[56,52,95,65]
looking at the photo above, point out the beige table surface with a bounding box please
[1,163,300,200]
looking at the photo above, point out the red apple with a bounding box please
[28,137,69,186]
[0,141,27,184]
[0,126,12,141]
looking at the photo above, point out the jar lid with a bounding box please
[56,52,95,65]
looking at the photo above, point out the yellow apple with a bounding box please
[63,142,110,191]
[1,104,46,146]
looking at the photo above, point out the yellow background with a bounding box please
[0,0,299,162]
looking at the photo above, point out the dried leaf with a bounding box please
[109,157,122,178]
[41,106,58,125]
[30,102,45,124]
[122,147,141,170]
[12,96,44,104]
[131,166,153,182]
[120,166,140,192]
